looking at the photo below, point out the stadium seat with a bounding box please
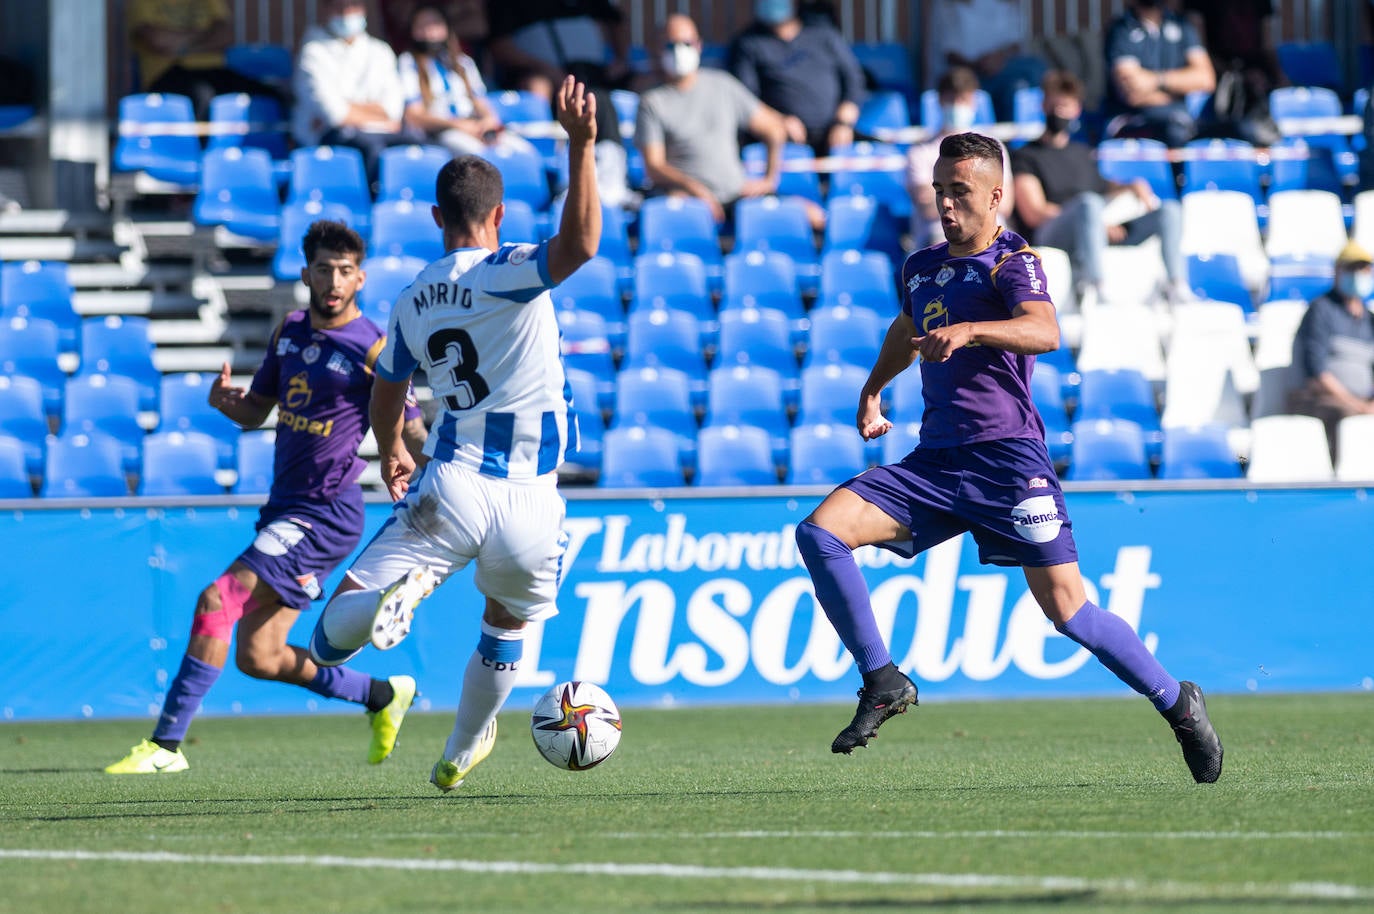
[206,93,289,178]
[481,145,550,209]
[287,146,372,232]
[42,433,128,498]
[1065,418,1150,481]
[885,366,924,423]
[0,375,48,474]
[358,255,426,327]
[0,315,66,416]
[722,250,805,327]
[78,316,161,412]
[1096,138,1177,201]
[158,372,241,468]
[856,91,912,136]
[224,43,293,80]
[1077,369,1162,461]
[1161,319,1252,432]
[852,41,916,99]
[705,364,790,464]
[379,144,450,203]
[788,422,868,484]
[113,92,201,184]
[556,309,616,381]
[638,196,723,283]
[564,403,605,474]
[806,304,883,368]
[631,251,715,328]
[1268,137,1344,196]
[1251,298,1309,419]
[1158,424,1241,480]
[551,256,623,345]
[1180,190,1268,292]
[0,260,78,352]
[695,424,777,486]
[623,308,708,398]
[1247,415,1333,482]
[819,248,896,311]
[1013,86,1045,125]
[1187,253,1251,309]
[919,89,994,128]
[742,142,822,202]
[1168,300,1259,394]
[1353,190,1374,253]
[564,366,607,428]
[878,420,921,464]
[1076,304,1167,381]
[1335,414,1374,481]
[1264,191,1347,260]
[1181,139,1262,203]
[715,307,799,401]
[62,373,144,471]
[271,199,357,281]
[1036,245,1078,315]
[828,142,911,233]
[823,194,879,254]
[139,430,223,496]
[734,197,819,291]
[233,429,275,495]
[498,198,543,244]
[0,435,31,497]
[600,426,683,488]
[798,362,868,427]
[1031,363,1073,466]
[488,90,550,126]
[1267,254,1334,301]
[1276,41,1343,93]
[371,199,444,261]
[611,366,697,464]
[193,146,281,241]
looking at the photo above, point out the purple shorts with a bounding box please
[842,438,1079,568]
[235,489,365,610]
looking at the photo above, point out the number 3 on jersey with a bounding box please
[427,327,490,410]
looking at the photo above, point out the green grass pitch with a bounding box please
[2,692,1372,913]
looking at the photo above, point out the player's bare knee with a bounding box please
[482,598,526,631]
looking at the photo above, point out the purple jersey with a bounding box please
[900,229,1055,447]
[250,310,417,504]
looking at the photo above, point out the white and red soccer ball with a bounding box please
[530,680,622,771]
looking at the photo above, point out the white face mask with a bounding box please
[661,42,700,78]
[328,12,367,39]
[1338,269,1374,300]
[942,102,976,131]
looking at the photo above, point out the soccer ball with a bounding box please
[530,680,622,771]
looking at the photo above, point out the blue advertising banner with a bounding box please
[1,487,1371,722]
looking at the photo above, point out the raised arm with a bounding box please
[546,77,602,285]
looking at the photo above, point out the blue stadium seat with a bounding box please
[272,199,358,281]
[820,248,897,310]
[822,194,880,254]
[225,43,293,80]
[880,420,922,464]
[1031,363,1073,466]
[481,145,550,209]
[379,144,450,203]
[1077,368,1162,461]
[42,433,129,498]
[734,197,819,291]
[1268,137,1344,196]
[612,366,698,465]
[158,372,241,468]
[139,430,223,496]
[721,250,806,328]
[499,198,544,244]
[788,422,868,484]
[806,304,883,368]
[695,424,778,486]
[113,93,201,185]
[233,429,275,495]
[716,307,799,403]
[63,373,144,471]
[551,256,624,348]
[828,142,912,224]
[852,42,916,99]
[1270,85,1343,122]
[631,251,715,328]
[1038,340,1082,403]
[487,90,549,126]
[1159,423,1242,480]
[371,199,444,261]
[1187,253,1252,309]
[0,260,78,352]
[1096,138,1177,201]
[600,426,683,488]
[0,375,48,474]
[1276,41,1343,93]
[564,406,604,474]
[1014,86,1045,125]
[1182,139,1262,203]
[609,88,639,125]
[0,315,66,416]
[1066,418,1150,481]
[0,435,31,498]
[705,364,791,464]
[855,91,912,136]
[742,142,822,202]
[798,362,868,426]
[1267,254,1334,301]
[564,366,609,429]
[638,196,723,285]
[194,146,281,241]
[358,254,426,328]
[556,309,616,381]
[207,93,290,180]
[287,146,372,232]
[624,308,708,402]
[78,316,160,412]
[919,89,994,128]
[884,366,923,423]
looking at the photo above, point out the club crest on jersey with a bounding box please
[963,264,982,283]
[935,265,956,286]
[302,343,321,364]
[326,352,352,376]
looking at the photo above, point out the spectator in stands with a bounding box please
[1011,70,1187,306]
[728,0,867,155]
[293,0,417,188]
[906,67,1014,249]
[399,4,536,157]
[1287,240,1374,456]
[1104,0,1216,148]
[127,0,280,119]
[1183,0,1283,100]
[636,14,809,227]
[381,0,490,59]
[924,0,1046,124]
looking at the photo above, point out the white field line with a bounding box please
[602,828,1370,841]
[0,848,1370,901]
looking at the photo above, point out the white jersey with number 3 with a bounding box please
[376,242,573,480]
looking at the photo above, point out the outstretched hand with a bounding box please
[208,361,248,413]
[555,75,597,145]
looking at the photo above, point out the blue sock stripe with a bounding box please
[477,631,524,664]
[308,618,358,667]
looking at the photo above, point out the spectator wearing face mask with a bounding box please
[727,0,867,155]
[1287,240,1374,457]
[293,0,417,187]
[905,66,1014,248]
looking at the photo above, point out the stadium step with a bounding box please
[68,261,192,293]
[73,289,205,318]
[0,235,124,261]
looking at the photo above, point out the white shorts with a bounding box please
[346,462,569,621]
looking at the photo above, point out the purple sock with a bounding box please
[306,665,373,705]
[1057,601,1180,711]
[152,654,222,744]
[796,521,892,674]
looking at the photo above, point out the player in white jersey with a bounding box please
[308,75,602,792]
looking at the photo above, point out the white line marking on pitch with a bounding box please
[0,849,1370,901]
[601,829,1368,841]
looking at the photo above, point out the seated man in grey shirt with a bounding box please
[636,14,818,227]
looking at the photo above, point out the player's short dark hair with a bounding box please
[436,155,505,230]
[1041,69,1084,101]
[938,132,1003,177]
[302,219,365,265]
[936,65,980,99]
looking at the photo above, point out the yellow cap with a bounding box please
[1336,239,1373,266]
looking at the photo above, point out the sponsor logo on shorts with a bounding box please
[253,519,308,557]
[1010,495,1062,543]
[296,573,321,600]
[1028,476,1048,489]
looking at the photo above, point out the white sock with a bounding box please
[319,588,380,652]
[443,622,524,761]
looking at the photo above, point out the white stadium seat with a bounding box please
[1335,414,1374,482]
[1264,190,1348,260]
[1251,299,1309,419]
[1246,415,1333,482]
[1352,189,1374,255]
[1076,303,1167,381]
[1181,190,1268,294]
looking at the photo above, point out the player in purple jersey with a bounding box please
[106,220,428,775]
[794,133,1223,783]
